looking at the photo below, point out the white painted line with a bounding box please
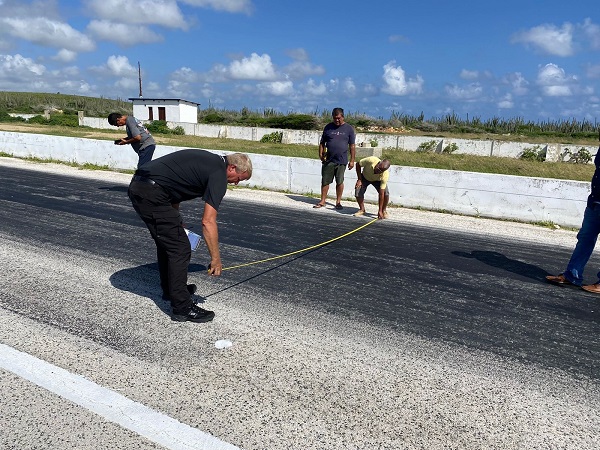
[0,344,239,450]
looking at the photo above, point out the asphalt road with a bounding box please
[1,159,599,450]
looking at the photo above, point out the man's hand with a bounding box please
[207,260,223,276]
[347,161,355,170]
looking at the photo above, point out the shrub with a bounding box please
[416,140,437,152]
[562,147,592,164]
[369,139,378,147]
[0,111,26,123]
[260,131,283,143]
[171,126,185,135]
[27,115,48,124]
[265,114,317,130]
[520,145,546,162]
[146,120,171,134]
[203,112,226,124]
[47,114,78,127]
[443,142,459,154]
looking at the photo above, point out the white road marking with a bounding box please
[0,343,239,450]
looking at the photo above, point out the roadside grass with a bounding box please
[0,135,584,230]
[0,122,596,182]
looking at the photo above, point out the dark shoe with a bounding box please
[335,203,343,210]
[172,304,215,323]
[545,274,574,286]
[162,284,197,301]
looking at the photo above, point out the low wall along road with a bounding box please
[0,129,591,228]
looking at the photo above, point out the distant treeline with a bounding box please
[0,91,598,140]
[0,91,131,117]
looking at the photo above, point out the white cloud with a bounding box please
[0,17,95,52]
[342,78,356,96]
[285,48,308,61]
[536,63,576,96]
[503,72,529,96]
[257,80,293,96]
[497,94,513,109]
[388,35,409,43]
[90,55,137,77]
[445,83,483,100]
[282,48,324,80]
[115,77,138,90]
[302,79,327,96]
[179,0,253,14]
[460,69,479,80]
[511,23,574,56]
[283,60,325,79]
[229,53,277,80]
[0,53,45,78]
[84,0,189,29]
[57,79,94,94]
[87,20,163,46]
[52,49,77,63]
[171,66,200,83]
[381,61,424,96]
[581,18,600,50]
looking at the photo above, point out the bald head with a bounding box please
[374,159,390,174]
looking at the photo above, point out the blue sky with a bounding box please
[0,0,599,123]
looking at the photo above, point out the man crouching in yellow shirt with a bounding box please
[354,157,391,219]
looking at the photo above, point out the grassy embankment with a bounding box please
[0,121,596,183]
[0,91,597,182]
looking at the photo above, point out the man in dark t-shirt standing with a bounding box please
[314,107,356,210]
[128,149,253,323]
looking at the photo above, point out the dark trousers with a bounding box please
[128,179,192,314]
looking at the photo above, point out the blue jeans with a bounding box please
[564,204,600,285]
[136,144,156,168]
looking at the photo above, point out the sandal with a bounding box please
[545,274,574,286]
[313,203,325,209]
[335,204,343,210]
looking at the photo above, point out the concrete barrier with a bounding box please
[0,130,589,228]
[78,115,597,162]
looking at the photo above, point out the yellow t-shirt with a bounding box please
[359,156,389,190]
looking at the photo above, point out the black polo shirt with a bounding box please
[136,149,228,210]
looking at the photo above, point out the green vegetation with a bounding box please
[1,91,599,184]
[442,142,458,154]
[416,140,438,152]
[561,147,592,164]
[0,91,130,116]
[260,131,283,143]
[519,145,546,163]
[380,148,595,182]
[146,120,185,135]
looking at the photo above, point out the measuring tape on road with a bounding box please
[221,218,378,271]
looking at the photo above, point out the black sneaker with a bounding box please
[171,304,215,323]
[162,284,197,301]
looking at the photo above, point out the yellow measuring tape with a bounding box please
[222,218,378,271]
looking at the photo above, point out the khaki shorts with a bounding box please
[321,162,346,186]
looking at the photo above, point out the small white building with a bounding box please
[129,97,200,124]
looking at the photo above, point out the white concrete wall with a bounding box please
[79,116,597,161]
[0,130,589,228]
